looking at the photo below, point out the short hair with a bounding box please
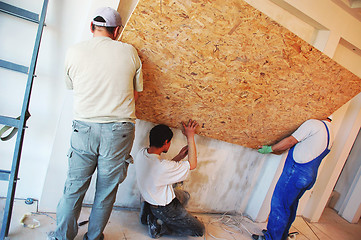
[92,16,117,35]
[149,124,173,148]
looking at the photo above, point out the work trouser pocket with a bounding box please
[70,120,91,152]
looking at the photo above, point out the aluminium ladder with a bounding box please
[0,1,48,239]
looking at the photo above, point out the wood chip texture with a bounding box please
[121,0,361,148]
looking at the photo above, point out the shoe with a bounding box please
[47,231,58,240]
[289,231,299,236]
[252,234,266,240]
[262,229,267,234]
[140,201,151,225]
[157,219,170,236]
[83,232,104,240]
[288,231,299,240]
[147,214,161,238]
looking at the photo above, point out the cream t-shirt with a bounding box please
[65,36,143,123]
[292,119,333,163]
[135,147,190,206]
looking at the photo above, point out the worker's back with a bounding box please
[65,36,143,123]
[292,119,334,163]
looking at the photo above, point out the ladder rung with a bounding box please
[0,116,21,128]
[0,1,39,23]
[0,170,11,181]
[0,59,28,74]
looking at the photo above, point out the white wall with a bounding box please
[0,0,119,201]
[245,153,286,221]
[334,116,361,222]
[0,0,68,199]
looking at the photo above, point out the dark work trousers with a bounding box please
[148,191,205,237]
[265,121,330,240]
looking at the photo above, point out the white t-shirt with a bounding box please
[65,36,143,123]
[292,119,333,163]
[135,148,190,206]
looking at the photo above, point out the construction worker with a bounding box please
[134,120,205,238]
[48,6,143,240]
[253,117,334,240]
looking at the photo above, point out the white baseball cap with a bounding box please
[92,7,122,27]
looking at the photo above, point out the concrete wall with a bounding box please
[1,0,360,224]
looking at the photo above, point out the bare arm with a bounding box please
[181,119,198,170]
[172,146,188,162]
[271,136,298,153]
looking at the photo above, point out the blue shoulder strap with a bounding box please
[320,120,330,149]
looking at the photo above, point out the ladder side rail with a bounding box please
[0,126,26,239]
[0,0,49,238]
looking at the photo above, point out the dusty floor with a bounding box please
[1,198,361,239]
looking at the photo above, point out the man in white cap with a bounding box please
[48,6,143,240]
[252,116,334,240]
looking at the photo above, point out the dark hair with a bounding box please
[149,124,173,148]
[92,16,116,35]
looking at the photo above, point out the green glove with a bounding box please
[258,145,273,154]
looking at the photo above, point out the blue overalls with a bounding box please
[265,121,330,240]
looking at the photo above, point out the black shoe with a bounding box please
[140,201,151,225]
[262,229,267,235]
[252,234,266,240]
[147,214,161,238]
[83,232,104,240]
[288,231,299,239]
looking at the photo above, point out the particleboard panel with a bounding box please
[121,0,361,148]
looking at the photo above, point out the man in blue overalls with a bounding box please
[253,117,333,240]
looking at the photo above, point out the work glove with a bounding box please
[258,145,273,154]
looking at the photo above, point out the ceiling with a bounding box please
[332,0,361,22]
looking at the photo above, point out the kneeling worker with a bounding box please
[134,119,205,238]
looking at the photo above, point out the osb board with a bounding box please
[121,0,361,148]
